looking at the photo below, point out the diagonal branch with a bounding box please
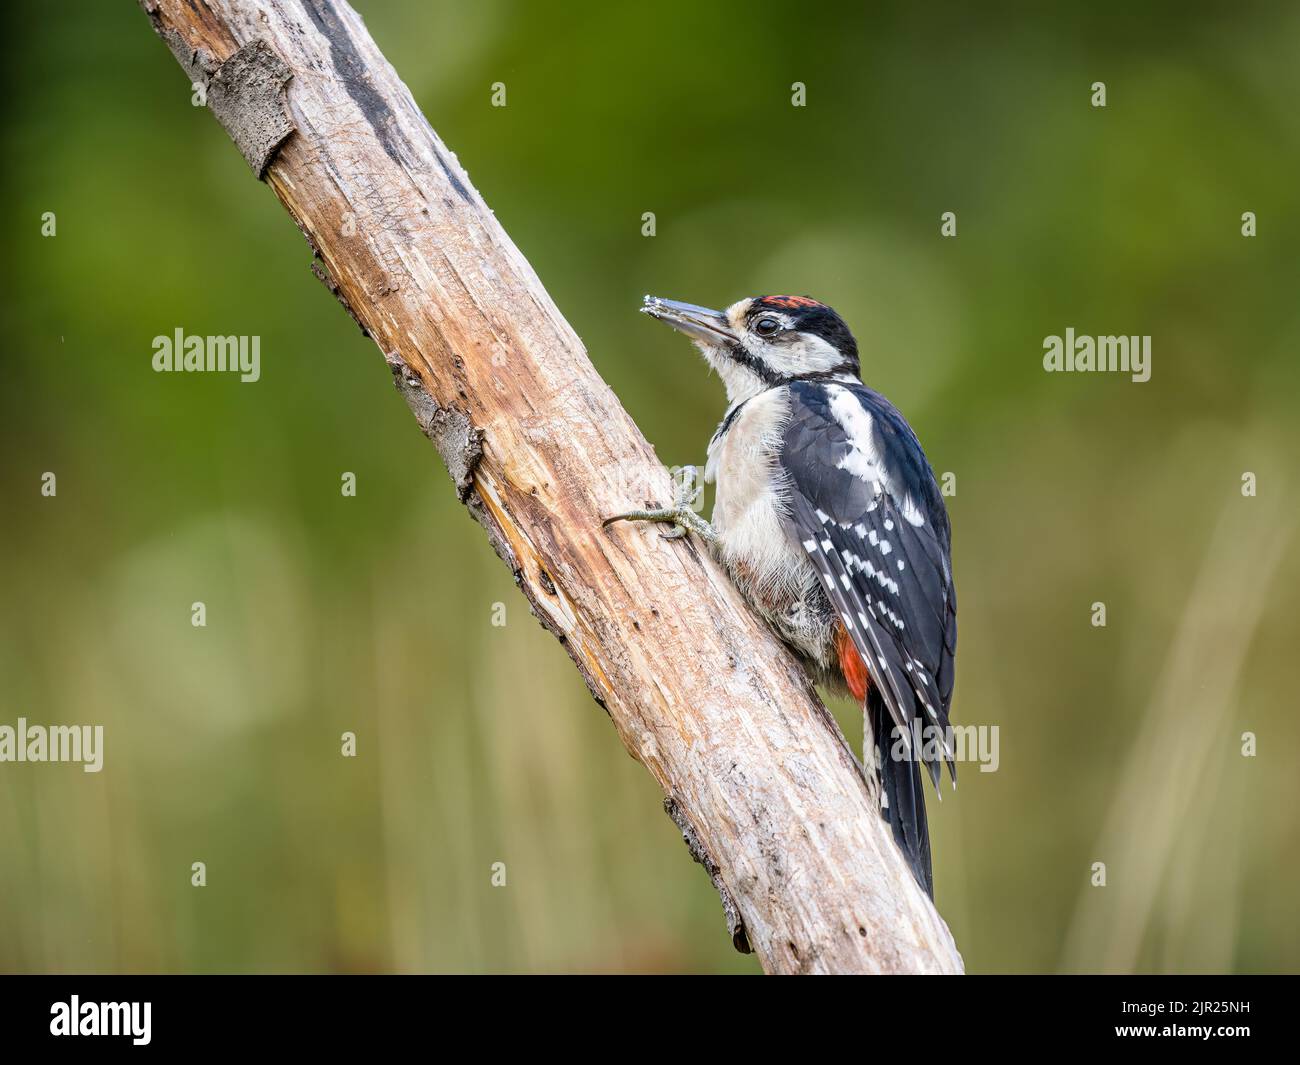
[137,0,963,974]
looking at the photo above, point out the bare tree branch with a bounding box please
[138,0,963,974]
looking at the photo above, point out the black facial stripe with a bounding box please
[711,397,749,447]
[727,341,783,386]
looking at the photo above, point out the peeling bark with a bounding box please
[137,0,964,974]
[384,351,483,502]
[207,39,295,176]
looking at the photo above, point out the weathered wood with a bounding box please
[138,0,963,974]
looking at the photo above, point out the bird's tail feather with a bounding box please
[869,686,933,898]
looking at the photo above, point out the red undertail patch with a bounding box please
[834,622,870,704]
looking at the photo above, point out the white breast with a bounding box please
[706,388,800,596]
[705,387,835,667]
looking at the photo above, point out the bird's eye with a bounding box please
[754,316,782,337]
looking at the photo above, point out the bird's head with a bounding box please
[641,294,859,403]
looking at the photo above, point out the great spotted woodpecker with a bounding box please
[605,295,957,897]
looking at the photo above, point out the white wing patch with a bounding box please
[826,384,888,491]
[826,385,926,528]
[899,493,926,527]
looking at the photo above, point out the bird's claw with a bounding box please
[602,466,715,543]
[601,503,710,543]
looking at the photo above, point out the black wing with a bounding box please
[779,378,957,780]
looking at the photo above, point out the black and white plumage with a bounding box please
[624,294,957,897]
[782,379,957,896]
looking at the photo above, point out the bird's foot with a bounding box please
[603,504,717,544]
[603,465,717,545]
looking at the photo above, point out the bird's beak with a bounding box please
[641,296,736,345]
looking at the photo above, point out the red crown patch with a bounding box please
[755,295,822,311]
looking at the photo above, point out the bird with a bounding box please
[604,294,956,897]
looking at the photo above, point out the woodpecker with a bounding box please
[605,294,957,896]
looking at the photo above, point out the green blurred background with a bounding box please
[2,0,1298,974]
